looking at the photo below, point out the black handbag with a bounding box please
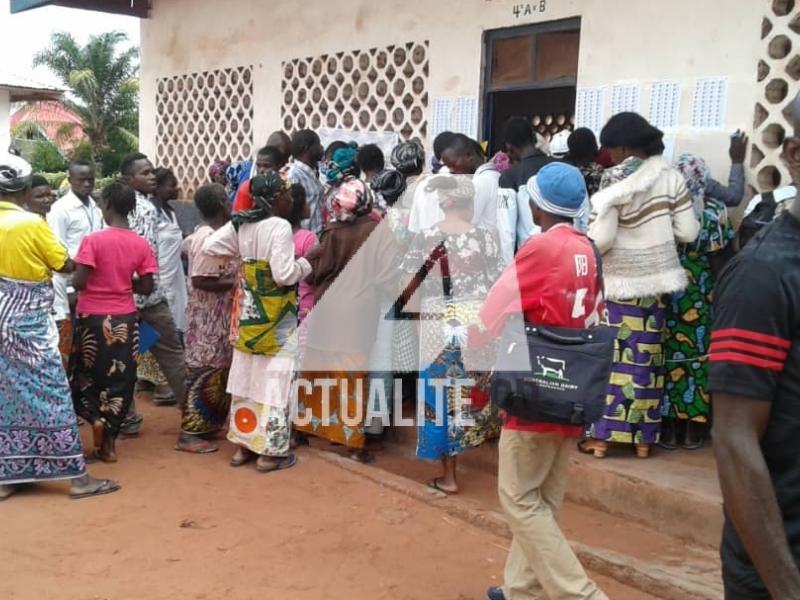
[490,243,615,426]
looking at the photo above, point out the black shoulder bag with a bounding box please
[489,243,616,426]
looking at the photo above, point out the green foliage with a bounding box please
[34,31,139,176]
[30,140,67,173]
[38,172,117,192]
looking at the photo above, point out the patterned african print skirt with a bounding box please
[57,318,74,373]
[295,351,369,450]
[227,397,291,457]
[182,367,231,436]
[662,254,713,423]
[588,297,666,445]
[0,278,86,484]
[72,313,139,437]
[416,298,500,460]
[137,351,170,389]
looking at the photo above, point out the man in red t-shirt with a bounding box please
[481,163,609,600]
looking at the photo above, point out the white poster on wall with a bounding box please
[692,77,728,129]
[430,96,479,140]
[649,81,681,130]
[317,127,400,158]
[575,87,605,135]
[611,83,641,115]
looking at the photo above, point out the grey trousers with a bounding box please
[138,300,186,404]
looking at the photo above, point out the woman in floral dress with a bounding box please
[176,183,239,453]
[401,175,503,494]
[660,154,736,449]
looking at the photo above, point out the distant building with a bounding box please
[11,101,85,153]
[0,72,63,153]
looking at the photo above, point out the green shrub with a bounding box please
[39,172,118,193]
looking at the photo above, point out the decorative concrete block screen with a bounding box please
[155,65,254,198]
[281,41,429,141]
[752,0,799,190]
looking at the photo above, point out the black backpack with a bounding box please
[739,191,778,249]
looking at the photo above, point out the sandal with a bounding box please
[577,439,608,459]
[230,448,255,467]
[255,453,298,473]
[175,438,218,454]
[70,478,121,500]
[427,477,456,495]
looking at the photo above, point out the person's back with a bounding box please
[75,227,156,316]
[0,202,67,282]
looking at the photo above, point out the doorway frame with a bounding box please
[481,16,582,146]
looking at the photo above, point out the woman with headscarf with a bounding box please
[202,172,311,472]
[208,159,230,186]
[660,154,736,450]
[0,152,119,500]
[581,113,700,459]
[297,178,398,462]
[320,142,360,226]
[400,175,504,494]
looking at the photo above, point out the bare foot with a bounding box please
[230,447,254,467]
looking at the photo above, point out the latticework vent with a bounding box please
[751,0,800,190]
[531,114,575,141]
[281,41,429,141]
[155,66,254,199]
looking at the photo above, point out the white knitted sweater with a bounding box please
[588,156,700,301]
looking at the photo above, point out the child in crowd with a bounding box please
[72,182,158,462]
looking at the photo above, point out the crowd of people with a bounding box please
[1,90,799,600]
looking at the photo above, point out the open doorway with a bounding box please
[482,18,581,154]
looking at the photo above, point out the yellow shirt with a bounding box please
[0,200,69,282]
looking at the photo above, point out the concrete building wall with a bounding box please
[139,0,765,191]
[0,89,10,153]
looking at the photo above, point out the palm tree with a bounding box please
[34,31,139,165]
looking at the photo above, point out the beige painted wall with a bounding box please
[140,0,764,183]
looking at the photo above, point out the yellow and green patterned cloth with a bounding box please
[234,258,298,357]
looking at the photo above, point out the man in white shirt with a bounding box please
[408,134,500,233]
[47,159,102,368]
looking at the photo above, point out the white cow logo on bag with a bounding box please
[535,356,567,381]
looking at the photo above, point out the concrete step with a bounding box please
[386,424,724,550]
[310,442,724,600]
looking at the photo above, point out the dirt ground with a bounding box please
[1,401,658,600]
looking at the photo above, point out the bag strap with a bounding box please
[589,240,605,299]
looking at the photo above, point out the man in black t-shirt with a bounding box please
[710,92,800,600]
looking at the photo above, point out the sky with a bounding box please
[0,5,140,88]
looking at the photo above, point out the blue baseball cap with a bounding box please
[526,162,588,219]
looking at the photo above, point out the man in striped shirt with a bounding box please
[710,92,800,600]
[287,129,324,233]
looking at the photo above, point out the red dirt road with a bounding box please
[1,402,657,600]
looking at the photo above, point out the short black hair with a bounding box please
[291,129,320,158]
[194,183,227,220]
[433,131,457,160]
[68,159,95,176]
[102,180,136,216]
[257,145,285,166]
[119,152,149,177]
[504,117,535,149]
[567,128,599,165]
[600,112,665,157]
[324,140,348,162]
[443,134,483,159]
[154,167,177,188]
[30,174,50,188]
[289,184,307,227]
[356,144,385,173]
